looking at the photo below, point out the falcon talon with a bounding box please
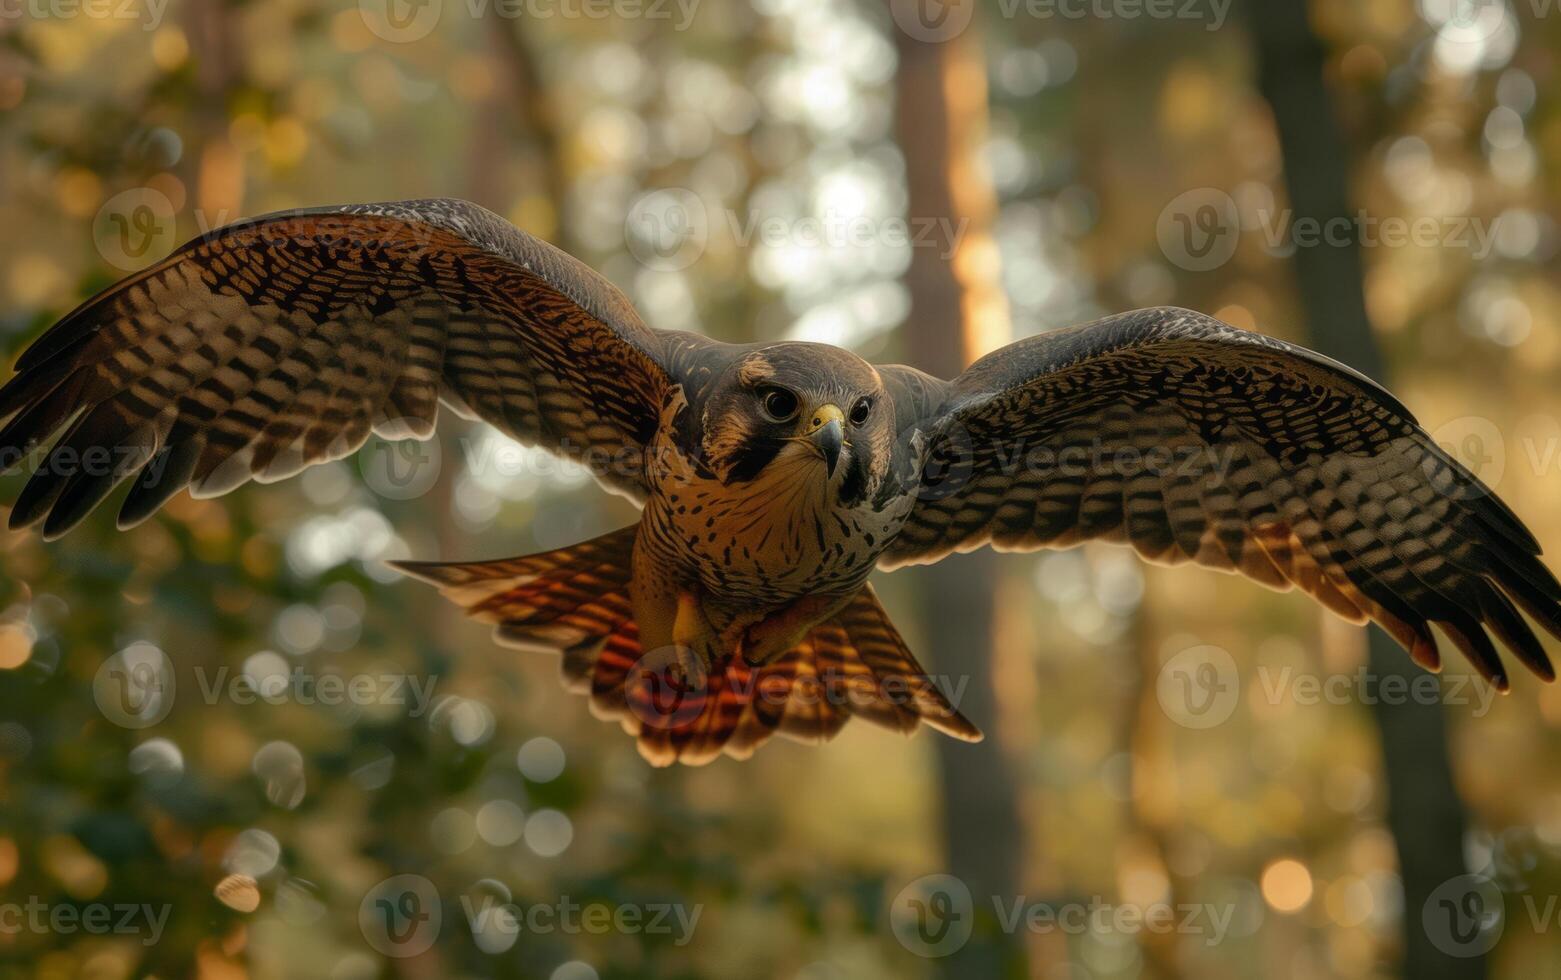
[736,626,790,668]
[5,198,1559,766]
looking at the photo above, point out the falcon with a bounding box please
[3,199,1557,766]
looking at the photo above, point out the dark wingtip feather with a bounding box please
[40,471,120,541]
[0,368,89,467]
[1457,467,1544,555]
[10,265,166,375]
[0,349,72,422]
[1393,625,1442,673]
[8,464,66,532]
[1477,582,1556,682]
[1438,617,1510,692]
[116,441,201,530]
[1499,570,1561,651]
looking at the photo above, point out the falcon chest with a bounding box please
[643,438,902,605]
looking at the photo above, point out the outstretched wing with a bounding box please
[881,307,1561,689]
[0,199,712,537]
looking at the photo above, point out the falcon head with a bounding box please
[695,343,893,504]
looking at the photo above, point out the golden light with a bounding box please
[1118,854,1171,908]
[330,9,376,53]
[249,38,298,91]
[1338,45,1389,85]
[198,140,245,219]
[41,835,108,900]
[147,173,188,213]
[1261,857,1315,913]
[228,114,267,153]
[30,22,91,74]
[352,56,404,112]
[290,78,339,122]
[54,166,103,219]
[9,254,66,307]
[150,27,189,71]
[81,950,137,980]
[1540,682,1561,726]
[0,837,18,887]
[509,195,558,242]
[450,55,498,103]
[264,118,310,169]
[0,624,34,670]
[1324,875,1375,928]
[0,74,23,112]
[1213,303,1257,331]
[1159,62,1222,138]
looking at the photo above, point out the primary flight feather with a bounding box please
[3,198,1557,765]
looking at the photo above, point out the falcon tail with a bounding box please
[390,528,981,766]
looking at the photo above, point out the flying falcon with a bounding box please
[2,199,1557,765]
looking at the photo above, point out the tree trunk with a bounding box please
[892,7,1028,976]
[480,11,574,252]
[1244,5,1482,978]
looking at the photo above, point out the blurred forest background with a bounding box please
[3,0,1561,977]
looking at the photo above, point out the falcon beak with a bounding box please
[804,404,845,476]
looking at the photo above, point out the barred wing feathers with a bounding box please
[881,307,1561,689]
[0,198,704,537]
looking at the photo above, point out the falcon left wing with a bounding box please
[0,199,717,538]
[880,307,1561,689]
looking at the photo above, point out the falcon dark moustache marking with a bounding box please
[4,198,1559,766]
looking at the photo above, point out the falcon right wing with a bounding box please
[880,307,1561,689]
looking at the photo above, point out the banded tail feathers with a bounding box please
[391,527,980,766]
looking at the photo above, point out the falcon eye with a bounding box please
[849,397,873,426]
[757,386,799,422]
